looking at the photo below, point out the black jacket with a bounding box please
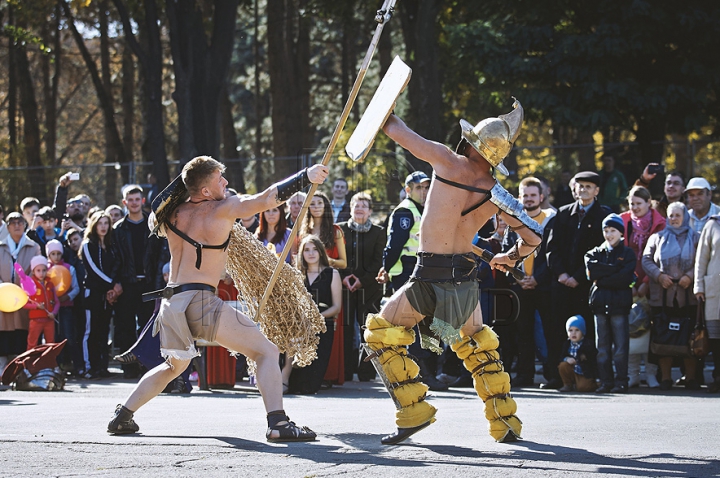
[546,199,610,284]
[338,221,386,302]
[560,338,598,379]
[113,214,150,285]
[585,242,636,316]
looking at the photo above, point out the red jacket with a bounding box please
[620,209,666,284]
[24,276,60,320]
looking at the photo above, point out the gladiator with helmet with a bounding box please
[364,100,544,445]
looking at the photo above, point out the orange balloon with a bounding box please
[47,265,71,296]
[0,283,29,313]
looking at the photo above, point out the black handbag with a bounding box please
[650,288,693,357]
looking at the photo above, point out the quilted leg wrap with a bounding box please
[451,326,522,442]
[364,314,437,429]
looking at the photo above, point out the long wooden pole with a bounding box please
[254,0,398,321]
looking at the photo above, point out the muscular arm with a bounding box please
[383,115,457,168]
[221,164,328,221]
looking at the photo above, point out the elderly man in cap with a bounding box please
[685,177,720,234]
[544,171,611,389]
[362,101,542,445]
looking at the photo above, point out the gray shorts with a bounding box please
[152,289,228,360]
[398,278,479,347]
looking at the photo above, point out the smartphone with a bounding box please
[647,164,664,176]
[69,172,80,180]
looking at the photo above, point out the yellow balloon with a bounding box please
[48,265,71,296]
[0,283,29,313]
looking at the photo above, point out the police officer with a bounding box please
[377,171,447,391]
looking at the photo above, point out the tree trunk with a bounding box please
[113,0,170,187]
[398,0,441,176]
[15,33,46,201]
[252,0,263,192]
[121,42,134,184]
[8,6,17,154]
[40,3,61,166]
[636,116,666,169]
[99,0,118,206]
[267,0,311,179]
[167,0,239,165]
[62,1,127,172]
[220,87,245,193]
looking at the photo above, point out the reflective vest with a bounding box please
[388,198,422,278]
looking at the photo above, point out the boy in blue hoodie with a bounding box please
[584,213,637,393]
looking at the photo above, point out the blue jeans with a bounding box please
[595,313,629,387]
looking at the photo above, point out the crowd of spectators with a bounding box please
[1,158,718,397]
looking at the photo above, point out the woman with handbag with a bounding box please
[642,202,700,390]
[620,185,665,388]
[693,214,720,393]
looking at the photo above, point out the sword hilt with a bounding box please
[471,244,525,281]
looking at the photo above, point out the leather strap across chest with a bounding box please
[433,174,492,216]
[165,222,231,269]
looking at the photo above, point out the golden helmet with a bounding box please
[459,99,523,176]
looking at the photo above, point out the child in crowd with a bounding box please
[24,255,60,350]
[27,206,61,255]
[584,213,637,393]
[46,240,80,371]
[558,315,598,392]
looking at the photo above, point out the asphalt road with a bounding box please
[1,373,719,478]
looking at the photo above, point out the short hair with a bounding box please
[105,204,123,215]
[37,206,57,221]
[627,185,652,203]
[519,177,543,194]
[666,170,686,184]
[350,192,373,209]
[289,191,307,202]
[122,184,144,199]
[66,227,81,239]
[333,178,348,187]
[182,156,225,195]
[667,201,687,215]
[20,197,40,211]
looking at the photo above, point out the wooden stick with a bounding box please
[254,0,398,321]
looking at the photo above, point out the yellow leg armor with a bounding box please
[451,326,522,442]
[363,314,437,429]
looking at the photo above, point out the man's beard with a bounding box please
[71,212,85,222]
[525,203,540,212]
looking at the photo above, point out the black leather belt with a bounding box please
[410,252,478,283]
[142,283,216,302]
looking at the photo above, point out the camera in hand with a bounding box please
[647,164,664,176]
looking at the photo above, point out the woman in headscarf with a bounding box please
[642,202,700,390]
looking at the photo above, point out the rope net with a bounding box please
[225,223,325,371]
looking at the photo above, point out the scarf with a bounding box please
[348,218,372,233]
[630,209,653,250]
[7,233,28,260]
[657,209,695,280]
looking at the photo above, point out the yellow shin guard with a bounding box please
[364,314,437,429]
[451,326,522,442]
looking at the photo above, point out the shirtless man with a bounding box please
[363,102,543,445]
[107,156,328,442]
